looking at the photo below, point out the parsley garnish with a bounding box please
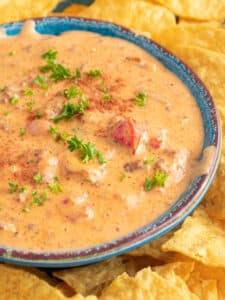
[42,49,58,61]
[8,182,18,193]
[19,128,26,136]
[144,170,168,191]
[75,68,81,79]
[64,85,82,99]
[32,190,44,206]
[33,173,43,184]
[53,99,89,123]
[0,87,5,92]
[102,94,111,102]
[27,100,36,112]
[143,154,155,165]
[3,111,9,116]
[23,87,33,96]
[49,181,62,194]
[134,92,147,107]
[68,135,105,164]
[36,112,43,119]
[33,75,48,89]
[88,69,101,77]
[49,126,59,140]
[40,50,72,82]
[9,96,18,105]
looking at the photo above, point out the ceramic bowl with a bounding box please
[0,17,221,267]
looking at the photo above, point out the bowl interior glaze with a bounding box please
[0,17,221,267]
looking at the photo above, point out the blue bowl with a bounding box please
[0,17,221,268]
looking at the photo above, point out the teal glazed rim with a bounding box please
[0,17,221,268]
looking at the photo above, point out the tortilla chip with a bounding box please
[0,264,71,300]
[154,261,217,300]
[53,257,131,297]
[152,0,225,21]
[153,24,225,55]
[162,207,225,267]
[0,0,61,24]
[100,267,198,300]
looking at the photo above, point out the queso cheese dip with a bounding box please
[0,21,204,251]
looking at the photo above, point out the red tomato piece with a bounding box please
[112,118,141,151]
[150,137,161,149]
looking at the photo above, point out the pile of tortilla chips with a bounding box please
[1,0,225,299]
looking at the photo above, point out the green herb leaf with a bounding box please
[143,154,155,165]
[32,190,44,206]
[36,112,43,119]
[9,96,18,105]
[49,126,59,140]
[88,69,101,77]
[102,94,111,102]
[33,173,43,184]
[64,85,82,99]
[144,170,168,191]
[33,75,48,89]
[134,92,147,107]
[42,49,58,61]
[75,68,81,79]
[27,100,36,112]
[3,111,9,116]
[49,182,63,194]
[23,87,33,96]
[19,128,26,136]
[9,182,18,193]
[53,99,89,123]
[68,135,106,164]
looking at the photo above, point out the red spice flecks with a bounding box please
[150,137,161,149]
[112,118,142,152]
[63,198,70,205]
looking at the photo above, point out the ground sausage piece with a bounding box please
[112,118,141,152]
[124,160,144,172]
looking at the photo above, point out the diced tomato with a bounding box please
[150,137,161,149]
[112,118,141,151]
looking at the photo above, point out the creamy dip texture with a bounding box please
[0,21,204,251]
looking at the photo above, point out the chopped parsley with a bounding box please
[53,99,89,123]
[0,87,5,92]
[32,190,44,206]
[144,170,168,191]
[40,50,72,82]
[27,100,36,112]
[49,126,59,140]
[33,75,48,89]
[9,182,19,193]
[102,94,111,102]
[49,182,62,194]
[19,128,26,136]
[23,87,33,96]
[120,172,126,182]
[3,111,9,116]
[75,68,81,79]
[9,96,18,105]
[36,112,43,119]
[42,49,58,61]
[64,85,82,99]
[33,173,43,184]
[134,92,147,107]
[88,69,101,77]
[8,50,16,56]
[68,135,105,164]
[143,154,155,165]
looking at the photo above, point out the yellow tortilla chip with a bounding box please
[162,208,225,267]
[0,0,61,24]
[152,0,225,21]
[153,24,225,55]
[100,267,198,300]
[154,261,217,300]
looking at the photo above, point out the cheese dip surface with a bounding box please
[0,21,204,251]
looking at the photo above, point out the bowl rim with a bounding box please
[0,16,222,268]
